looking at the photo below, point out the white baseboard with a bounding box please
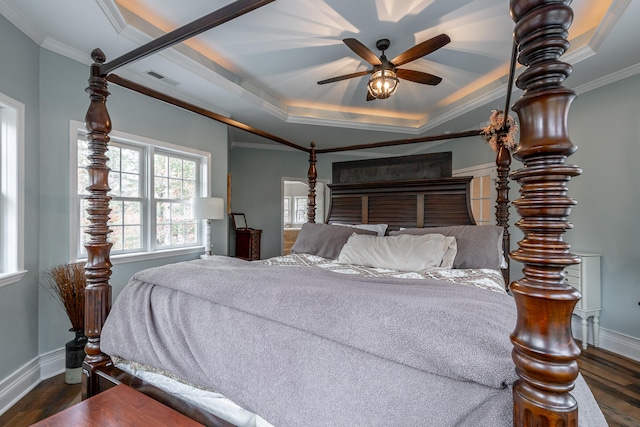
[0,348,64,416]
[572,316,640,362]
[39,348,65,380]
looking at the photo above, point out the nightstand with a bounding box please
[565,251,602,350]
[236,228,261,260]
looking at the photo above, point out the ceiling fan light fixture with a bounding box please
[367,68,399,99]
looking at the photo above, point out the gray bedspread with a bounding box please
[101,256,606,426]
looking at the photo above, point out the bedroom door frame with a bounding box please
[281,177,329,255]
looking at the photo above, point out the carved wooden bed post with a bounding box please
[307,141,317,223]
[82,48,114,399]
[496,143,511,285]
[509,0,582,425]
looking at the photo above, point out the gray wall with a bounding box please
[0,14,41,381]
[229,148,363,258]
[0,15,230,381]
[565,73,640,338]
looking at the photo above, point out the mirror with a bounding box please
[231,212,248,230]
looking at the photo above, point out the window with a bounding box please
[283,196,291,224]
[294,196,307,224]
[71,121,210,261]
[0,93,26,288]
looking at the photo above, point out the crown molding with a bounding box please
[573,62,640,95]
[0,0,45,44]
[590,0,632,52]
[286,113,420,134]
[112,6,290,123]
[40,37,92,65]
[95,0,127,33]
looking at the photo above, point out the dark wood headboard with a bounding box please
[326,177,475,231]
[327,153,472,230]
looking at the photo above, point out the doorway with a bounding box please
[281,178,329,255]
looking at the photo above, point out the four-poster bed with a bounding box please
[80,0,604,425]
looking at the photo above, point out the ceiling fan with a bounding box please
[317,34,450,101]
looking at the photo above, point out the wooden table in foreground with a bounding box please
[30,383,204,426]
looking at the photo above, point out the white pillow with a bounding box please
[440,236,458,268]
[332,223,388,237]
[337,233,451,272]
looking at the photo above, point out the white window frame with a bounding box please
[0,93,26,288]
[70,120,211,264]
[294,196,308,224]
[283,196,291,224]
[453,162,497,225]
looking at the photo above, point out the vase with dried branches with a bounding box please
[42,262,87,384]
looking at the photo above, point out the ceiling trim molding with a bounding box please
[41,37,92,65]
[111,5,290,123]
[286,114,420,134]
[589,0,632,52]
[417,83,510,133]
[563,42,596,66]
[0,0,45,44]
[573,62,640,95]
[155,44,290,122]
[95,0,127,33]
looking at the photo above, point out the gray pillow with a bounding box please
[389,225,505,270]
[291,223,378,259]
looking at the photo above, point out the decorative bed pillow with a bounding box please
[390,225,506,270]
[332,223,388,236]
[337,233,451,272]
[290,223,377,259]
[440,236,458,268]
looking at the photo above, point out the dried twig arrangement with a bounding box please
[480,109,519,153]
[42,262,86,331]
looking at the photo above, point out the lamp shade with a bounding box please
[191,197,225,220]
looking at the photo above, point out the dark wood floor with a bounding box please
[578,346,640,426]
[1,345,639,426]
[0,375,81,427]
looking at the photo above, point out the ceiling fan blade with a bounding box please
[343,38,382,66]
[317,70,372,85]
[366,91,375,101]
[396,69,443,85]
[390,34,451,67]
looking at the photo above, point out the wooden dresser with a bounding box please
[236,228,261,260]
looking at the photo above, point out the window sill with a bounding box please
[77,247,205,265]
[0,270,28,289]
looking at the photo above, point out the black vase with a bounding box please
[65,329,87,384]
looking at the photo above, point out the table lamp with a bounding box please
[191,197,224,256]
